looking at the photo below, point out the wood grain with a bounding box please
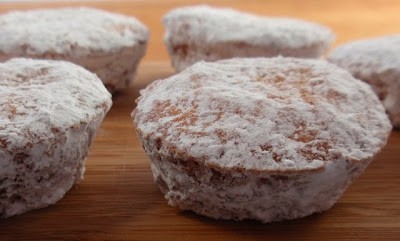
[0,1,399,240]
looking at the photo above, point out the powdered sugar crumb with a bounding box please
[134,57,391,172]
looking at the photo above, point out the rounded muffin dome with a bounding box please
[134,57,390,172]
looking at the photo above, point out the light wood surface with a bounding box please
[0,1,399,240]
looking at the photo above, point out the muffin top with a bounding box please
[328,35,400,91]
[329,35,400,72]
[0,58,112,152]
[164,5,334,51]
[0,7,149,57]
[133,57,391,173]
[328,35,400,127]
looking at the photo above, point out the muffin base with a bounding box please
[0,114,104,218]
[150,154,371,223]
[167,41,327,72]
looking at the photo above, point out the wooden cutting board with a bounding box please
[1,1,400,240]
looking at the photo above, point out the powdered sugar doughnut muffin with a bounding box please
[163,5,334,71]
[328,35,400,128]
[0,58,112,218]
[0,7,149,93]
[133,57,391,223]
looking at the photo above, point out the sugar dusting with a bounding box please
[134,57,391,172]
[328,35,400,128]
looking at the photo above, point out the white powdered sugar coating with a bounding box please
[163,5,334,71]
[0,58,112,218]
[134,57,391,173]
[328,35,400,128]
[0,7,149,56]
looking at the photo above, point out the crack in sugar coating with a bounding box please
[134,57,391,173]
